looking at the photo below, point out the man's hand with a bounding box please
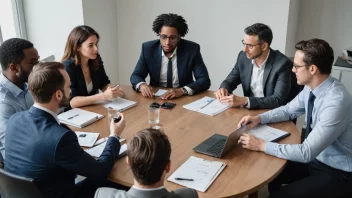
[238,133,266,152]
[161,88,183,100]
[219,94,247,107]
[237,115,261,129]
[214,88,228,100]
[140,83,154,98]
[110,113,125,136]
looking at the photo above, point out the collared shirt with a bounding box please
[260,76,352,172]
[33,104,60,124]
[0,73,34,159]
[132,185,166,191]
[136,47,194,95]
[246,50,270,108]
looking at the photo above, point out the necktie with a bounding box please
[305,92,316,139]
[167,57,173,88]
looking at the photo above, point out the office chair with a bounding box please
[0,169,44,198]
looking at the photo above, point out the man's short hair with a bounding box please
[28,62,65,103]
[295,39,334,74]
[244,23,273,46]
[127,129,171,185]
[0,38,34,71]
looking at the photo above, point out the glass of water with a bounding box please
[148,103,160,129]
[107,107,120,130]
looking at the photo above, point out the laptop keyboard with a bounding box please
[207,139,226,155]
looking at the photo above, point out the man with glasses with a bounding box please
[236,39,352,197]
[130,13,210,99]
[0,38,39,162]
[215,23,299,109]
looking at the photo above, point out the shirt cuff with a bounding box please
[264,142,278,156]
[259,113,270,124]
[183,86,194,95]
[136,82,146,91]
[244,97,250,108]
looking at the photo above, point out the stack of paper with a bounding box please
[85,142,127,158]
[248,125,290,142]
[75,132,99,147]
[183,96,230,116]
[167,156,226,192]
[58,108,104,128]
[104,97,137,112]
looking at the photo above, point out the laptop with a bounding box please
[193,125,247,158]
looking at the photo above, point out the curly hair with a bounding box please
[0,38,34,70]
[152,13,189,37]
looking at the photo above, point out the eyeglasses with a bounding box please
[160,34,179,43]
[293,63,308,70]
[242,40,261,49]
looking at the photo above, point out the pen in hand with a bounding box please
[175,177,194,181]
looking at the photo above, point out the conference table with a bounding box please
[70,85,300,198]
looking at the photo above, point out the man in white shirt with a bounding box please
[95,129,198,198]
[215,23,299,109]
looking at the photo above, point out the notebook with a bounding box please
[104,97,137,112]
[167,156,226,192]
[86,142,127,158]
[58,108,104,128]
[247,125,290,142]
[183,96,230,116]
[75,132,99,147]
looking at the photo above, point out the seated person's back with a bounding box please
[95,129,198,198]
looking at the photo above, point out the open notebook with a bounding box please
[183,96,230,116]
[104,97,137,112]
[168,156,226,192]
[58,108,104,128]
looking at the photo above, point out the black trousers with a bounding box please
[268,159,352,198]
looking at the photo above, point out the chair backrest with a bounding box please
[0,169,44,198]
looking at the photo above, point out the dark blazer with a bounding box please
[5,106,120,198]
[63,57,111,99]
[220,49,299,109]
[95,187,198,198]
[130,39,211,94]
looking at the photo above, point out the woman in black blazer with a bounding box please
[62,25,124,108]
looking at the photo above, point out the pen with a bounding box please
[175,178,194,181]
[67,114,79,119]
[200,99,215,109]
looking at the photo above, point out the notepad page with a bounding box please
[58,108,103,128]
[104,97,137,111]
[183,96,213,111]
[199,99,230,116]
[86,142,127,158]
[248,125,289,142]
[167,156,226,192]
[75,132,99,147]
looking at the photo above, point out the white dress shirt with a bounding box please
[246,50,270,108]
[137,48,194,95]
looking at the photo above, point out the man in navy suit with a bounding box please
[5,62,126,198]
[130,13,211,99]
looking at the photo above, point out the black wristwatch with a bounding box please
[181,87,188,95]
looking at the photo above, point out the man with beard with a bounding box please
[130,13,211,99]
[215,23,299,109]
[5,62,127,198]
[0,38,39,163]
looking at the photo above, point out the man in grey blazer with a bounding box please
[215,23,299,109]
[94,129,198,198]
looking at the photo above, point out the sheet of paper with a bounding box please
[154,89,168,97]
[183,96,229,116]
[104,97,137,112]
[86,142,127,158]
[75,132,99,147]
[168,156,226,192]
[248,125,289,142]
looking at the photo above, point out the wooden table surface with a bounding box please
[70,85,300,198]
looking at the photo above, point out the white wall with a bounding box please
[116,0,292,93]
[0,0,17,41]
[296,0,352,58]
[285,0,301,57]
[82,0,119,84]
[23,0,84,61]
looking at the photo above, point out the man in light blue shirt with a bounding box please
[0,38,39,161]
[238,39,352,197]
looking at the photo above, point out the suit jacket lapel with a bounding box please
[77,66,88,95]
[243,58,253,94]
[176,40,185,86]
[263,49,275,89]
[154,45,162,86]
